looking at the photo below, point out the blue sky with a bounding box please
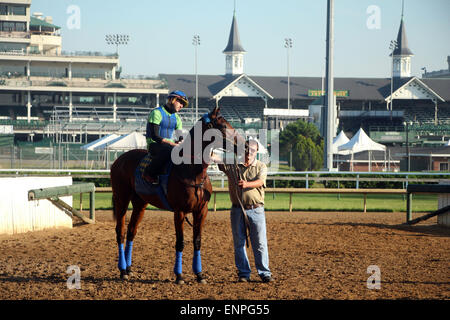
[31,0,450,78]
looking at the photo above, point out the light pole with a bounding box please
[192,35,200,123]
[284,38,292,109]
[105,34,130,56]
[389,40,398,120]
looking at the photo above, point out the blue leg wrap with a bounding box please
[118,243,127,271]
[174,251,183,275]
[193,250,202,274]
[125,241,133,268]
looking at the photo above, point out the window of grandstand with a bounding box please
[0,21,26,32]
[72,67,107,79]
[440,162,449,171]
[13,6,26,16]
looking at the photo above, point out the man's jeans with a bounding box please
[230,205,271,279]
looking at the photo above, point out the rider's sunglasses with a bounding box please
[175,97,187,107]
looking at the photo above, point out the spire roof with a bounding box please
[393,17,413,56]
[223,13,245,53]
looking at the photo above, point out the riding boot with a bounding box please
[143,143,173,184]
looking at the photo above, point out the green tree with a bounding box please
[280,120,324,171]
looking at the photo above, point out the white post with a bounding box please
[27,91,32,123]
[324,0,334,170]
[113,93,117,123]
[69,92,73,123]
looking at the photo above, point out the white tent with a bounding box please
[94,132,147,151]
[332,130,351,155]
[338,128,386,153]
[81,134,120,151]
[338,128,386,172]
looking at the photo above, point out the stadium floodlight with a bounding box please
[105,34,130,56]
[192,35,200,123]
[284,38,293,109]
[389,39,398,119]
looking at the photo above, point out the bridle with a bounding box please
[202,112,245,153]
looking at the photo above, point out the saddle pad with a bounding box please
[135,155,173,211]
[137,152,152,175]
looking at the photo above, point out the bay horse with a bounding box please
[110,106,245,284]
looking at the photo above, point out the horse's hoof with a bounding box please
[175,275,185,285]
[196,273,207,284]
[126,266,133,278]
[120,270,129,281]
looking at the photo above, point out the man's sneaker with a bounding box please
[261,276,273,283]
[238,277,249,283]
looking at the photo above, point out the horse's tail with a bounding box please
[111,192,116,221]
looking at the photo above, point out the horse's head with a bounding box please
[201,106,248,155]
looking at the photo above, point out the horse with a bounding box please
[110,106,246,284]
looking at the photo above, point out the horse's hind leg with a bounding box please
[113,194,130,280]
[124,194,147,278]
[174,211,186,284]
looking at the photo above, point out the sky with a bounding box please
[30,0,450,79]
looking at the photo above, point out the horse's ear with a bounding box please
[212,105,220,116]
[212,99,221,115]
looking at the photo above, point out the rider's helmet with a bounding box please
[167,90,189,107]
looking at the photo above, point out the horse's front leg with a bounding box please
[174,211,186,284]
[193,204,208,284]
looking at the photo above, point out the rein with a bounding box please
[223,163,251,248]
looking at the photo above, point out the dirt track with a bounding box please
[0,210,449,300]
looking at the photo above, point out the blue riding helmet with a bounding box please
[168,90,189,107]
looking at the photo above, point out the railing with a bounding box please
[0,76,167,89]
[1,168,448,184]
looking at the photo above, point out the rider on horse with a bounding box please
[143,90,188,184]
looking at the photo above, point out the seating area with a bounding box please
[43,105,152,122]
[402,106,450,125]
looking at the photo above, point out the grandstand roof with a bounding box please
[160,74,450,102]
[30,16,60,30]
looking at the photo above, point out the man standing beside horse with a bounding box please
[218,138,273,283]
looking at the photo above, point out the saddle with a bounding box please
[135,153,173,211]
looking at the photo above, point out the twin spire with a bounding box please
[223,8,245,76]
[391,0,414,78]
[222,1,413,78]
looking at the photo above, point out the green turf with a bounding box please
[73,191,437,213]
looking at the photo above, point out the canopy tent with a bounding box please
[332,130,351,155]
[80,134,120,151]
[93,132,147,151]
[338,128,386,153]
[338,128,386,171]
